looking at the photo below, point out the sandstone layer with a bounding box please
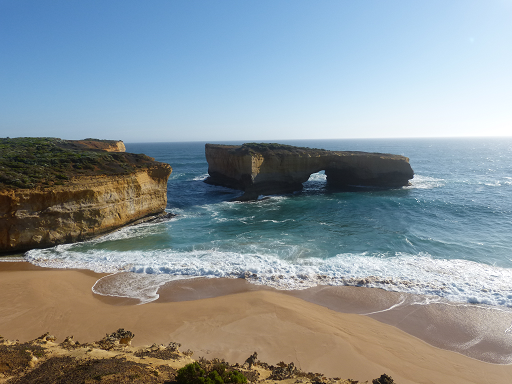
[61,138,127,152]
[0,138,172,254]
[205,143,414,200]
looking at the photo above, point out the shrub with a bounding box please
[0,137,157,190]
[373,374,395,384]
[176,362,205,384]
[223,370,247,384]
[176,362,247,384]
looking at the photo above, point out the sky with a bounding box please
[1,0,511,142]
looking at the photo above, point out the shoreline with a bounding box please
[144,270,512,365]
[1,262,512,383]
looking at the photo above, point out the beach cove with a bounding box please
[1,262,512,383]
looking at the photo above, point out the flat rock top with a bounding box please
[207,142,329,155]
[0,137,163,190]
[206,143,407,160]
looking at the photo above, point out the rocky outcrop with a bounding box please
[0,330,393,383]
[0,165,171,254]
[205,143,413,200]
[0,137,172,254]
[97,328,135,349]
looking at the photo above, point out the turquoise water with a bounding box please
[26,138,512,306]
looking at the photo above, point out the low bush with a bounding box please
[176,362,247,384]
[0,137,156,190]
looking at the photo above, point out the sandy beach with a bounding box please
[1,262,512,383]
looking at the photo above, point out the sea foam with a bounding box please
[25,244,512,307]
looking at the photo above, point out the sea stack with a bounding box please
[0,138,172,254]
[204,143,414,200]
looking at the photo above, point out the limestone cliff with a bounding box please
[63,139,126,152]
[0,138,171,254]
[205,143,413,200]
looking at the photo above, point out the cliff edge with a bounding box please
[205,143,413,200]
[0,138,172,254]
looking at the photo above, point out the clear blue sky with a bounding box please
[1,0,511,142]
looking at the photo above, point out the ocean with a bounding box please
[25,138,512,308]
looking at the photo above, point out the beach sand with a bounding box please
[1,262,512,383]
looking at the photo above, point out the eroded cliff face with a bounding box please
[205,143,414,200]
[64,139,126,152]
[0,164,171,254]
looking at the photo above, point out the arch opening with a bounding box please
[302,170,327,193]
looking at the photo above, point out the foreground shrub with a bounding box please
[373,373,395,384]
[176,362,247,384]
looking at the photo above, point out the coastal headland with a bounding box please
[204,143,414,200]
[0,138,172,254]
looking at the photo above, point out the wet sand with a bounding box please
[1,262,512,383]
[154,276,512,364]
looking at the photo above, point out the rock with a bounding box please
[269,361,298,380]
[0,138,172,254]
[96,328,135,350]
[167,341,181,352]
[61,336,76,346]
[36,332,56,343]
[243,352,258,369]
[204,143,414,200]
[134,341,185,360]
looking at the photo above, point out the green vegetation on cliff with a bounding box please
[233,143,326,159]
[0,137,154,190]
[242,143,322,153]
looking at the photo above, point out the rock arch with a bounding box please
[204,143,414,201]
